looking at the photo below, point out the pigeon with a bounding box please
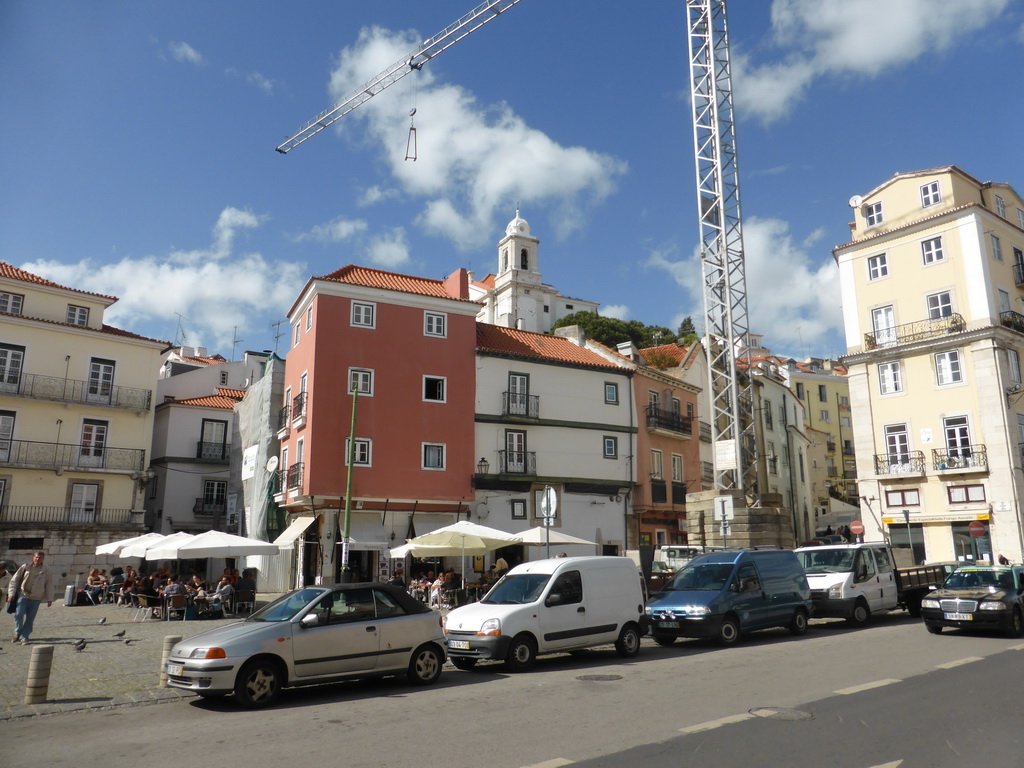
[112,630,125,638]
[73,639,87,652]
[124,639,133,646]
[98,617,106,625]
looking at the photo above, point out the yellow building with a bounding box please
[0,263,164,578]
[835,166,1024,564]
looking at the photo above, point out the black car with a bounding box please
[920,565,1024,637]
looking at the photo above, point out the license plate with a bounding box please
[166,663,184,676]
[657,621,680,628]
[448,640,470,650]
[944,612,972,621]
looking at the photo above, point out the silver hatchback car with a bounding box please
[166,583,446,707]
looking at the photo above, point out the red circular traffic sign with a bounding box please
[968,521,987,537]
[849,521,865,535]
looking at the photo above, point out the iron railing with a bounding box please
[650,480,667,504]
[0,440,145,472]
[498,450,536,475]
[196,441,229,461]
[826,440,836,453]
[645,406,693,436]
[277,404,290,432]
[291,392,307,422]
[873,451,926,476]
[932,445,987,472]
[287,461,304,489]
[1001,310,1024,334]
[193,499,226,517]
[672,482,687,504]
[0,373,152,411]
[0,505,133,525]
[864,312,966,350]
[502,391,539,419]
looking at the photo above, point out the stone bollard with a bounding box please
[24,644,55,705]
[160,635,182,688]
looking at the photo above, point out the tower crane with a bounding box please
[277,0,755,498]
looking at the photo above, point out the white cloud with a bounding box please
[327,27,627,250]
[600,304,630,321]
[358,185,399,207]
[647,216,843,357]
[366,227,409,268]
[296,216,368,244]
[21,207,304,350]
[247,71,275,95]
[168,41,204,66]
[737,0,1011,122]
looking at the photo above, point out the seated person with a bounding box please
[185,574,207,595]
[209,577,234,612]
[85,568,107,604]
[234,568,256,594]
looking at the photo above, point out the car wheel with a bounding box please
[906,597,922,618]
[408,644,443,685]
[615,623,641,658]
[652,633,676,647]
[789,608,809,636]
[847,600,871,627]
[233,658,283,709]
[717,616,741,646]
[504,634,537,672]
[926,624,943,635]
[1007,608,1024,639]
[451,657,478,670]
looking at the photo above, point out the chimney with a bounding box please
[553,325,587,347]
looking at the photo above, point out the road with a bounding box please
[2,614,1021,767]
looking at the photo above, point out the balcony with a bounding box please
[863,312,966,350]
[701,461,714,484]
[0,505,133,525]
[287,461,304,489]
[196,441,229,462]
[842,445,855,457]
[645,406,693,437]
[650,479,667,504]
[502,391,539,419]
[291,392,307,429]
[699,421,712,443]
[826,440,836,453]
[932,445,987,474]
[193,499,226,518]
[0,373,152,412]
[498,450,537,475]
[0,440,145,473]
[272,468,288,501]
[672,482,687,504]
[1001,310,1024,334]
[873,451,926,477]
[277,404,290,438]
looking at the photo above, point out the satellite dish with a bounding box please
[848,195,864,209]
[266,455,279,472]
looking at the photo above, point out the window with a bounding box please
[204,479,228,506]
[0,343,25,388]
[1000,289,1012,314]
[1018,208,1024,229]
[867,254,888,280]
[603,436,618,459]
[686,402,694,418]
[650,450,663,480]
[345,438,372,466]
[841,416,852,429]
[865,201,883,227]
[351,301,375,327]
[921,181,941,207]
[764,399,774,429]
[648,390,660,411]
[219,370,229,385]
[839,395,850,406]
[299,372,307,394]
[510,499,527,519]
[67,305,89,326]
[305,306,313,331]
[0,292,23,315]
[86,357,115,402]
[796,382,804,400]
[422,443,445,470]
[943,416,971,457]
[927,291,952,319]
[878,361,903,395]
[818,384,827,403]
[819,409,830,422]
[995,195,1006,218]
[424,312,447,337]
[543,305,549,313]
[520,248,529,270]
[79,419,108,466]
[604,382,619,404]
[280,447,288,479]
[934,350,963,385]
[348,368,373,395]
[423,376,446,402]
[671,454,683,483]
[991,234,1003,261]
[871,305,896,347]
[292,324,300,347]
[548,571,582,605]
[199,419,228,460]
[948,485,985,503]
[1009,349,1022,384]
[69,483,99,523]
[854,549,876,583]
[921,237,944,265]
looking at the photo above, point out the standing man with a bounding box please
[8,551,55,645]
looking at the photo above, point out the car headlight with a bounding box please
[828,584,843,599]
[189,647,227,659]
[979,601,1008,611]
[645,606,654,614]
[682,605,711,616]
[920,599,940,609]
[477,618,501,636]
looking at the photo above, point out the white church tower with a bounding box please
[472,209,598,333]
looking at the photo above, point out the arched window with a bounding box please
[520,248,529,270]
[501,248,508,272]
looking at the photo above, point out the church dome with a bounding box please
[505,209,530,237]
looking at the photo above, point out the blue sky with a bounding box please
[2,0,1022,360]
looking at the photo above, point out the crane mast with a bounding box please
[275,0,522,154]
[686,0,756,495]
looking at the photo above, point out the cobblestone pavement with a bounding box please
[0,597,279,720]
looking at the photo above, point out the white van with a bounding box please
[443,556,645,671]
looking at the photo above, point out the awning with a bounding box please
[273,515,316,548]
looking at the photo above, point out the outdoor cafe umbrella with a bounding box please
[95,532,165,557]
[120,531,195,559]
[390,520,517,580]
[512,527,599,547]
[145,530,279,560]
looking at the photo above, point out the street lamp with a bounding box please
[477,457,489,475]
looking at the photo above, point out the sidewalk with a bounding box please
[0,597,270,720]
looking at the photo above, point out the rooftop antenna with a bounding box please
[231,326,245,362]
[270,319,287,355]
[173,312,191,349]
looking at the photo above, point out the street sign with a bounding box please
[713,495,735,522]
[849,521,865,536]
[968,520,987,537]
[540,485,558,519]
[720,521,731,537]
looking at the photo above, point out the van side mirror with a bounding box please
[545,592,563,607]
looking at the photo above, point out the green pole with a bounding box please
[340,389,358,583]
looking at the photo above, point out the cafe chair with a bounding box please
[132,594,155,622]
[165,593,188,621]
[233,589,256,616]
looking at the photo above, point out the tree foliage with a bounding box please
[553,311,679,349]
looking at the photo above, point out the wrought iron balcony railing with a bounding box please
[645,406,693,436]
[287,461,304,489]
[0,440,145,472]
[498,450,536,475]
[0,373,152,411]
[650,479,667,504]
[843,445,855,456]
[873,451,926,476]
[277,404,291,432]
[826,440,836,453]
[0,505,133,525]
[864,313,966,350]
[1001,310,1024,334]
[196,441,229,461]
[291,392,307,424]
[193,499,226,517]
[502,391,539,419]
[932,445,987,472]
[672,482,687,505]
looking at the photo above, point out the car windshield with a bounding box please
[944,569,1014,590]
[664,562,734,591]
[246,588,324,622]
[797,549,857,574]
[481,574,551,604]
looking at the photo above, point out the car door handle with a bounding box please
[365,626,376,632]
[577,606,585,613]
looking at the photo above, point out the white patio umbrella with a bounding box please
[392,520,518,580]
[146,530,279,560]
[95,532,165,556]
[512,527,599,547]
[121,531,195,559]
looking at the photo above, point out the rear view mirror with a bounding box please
[545,592,563,607]
[300,613,320,628]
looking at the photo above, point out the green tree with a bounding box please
[677,316,699,345]
[552,312,678,348]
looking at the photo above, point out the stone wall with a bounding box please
[685,489,796,549]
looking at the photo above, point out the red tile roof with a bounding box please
[477,325,620,369]
[170,387,245,409]
[177,354,228,366]
[639,342,696,368]
[0,262,118,302]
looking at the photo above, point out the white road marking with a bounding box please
[936,656,982,669]
[867,761,903,768]
[679,712,754,734]
[1010,642,1024,651]
[834,678,901,695]
[518,760,574,768]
